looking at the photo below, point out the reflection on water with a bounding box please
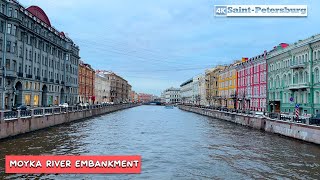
[0,106,319,179]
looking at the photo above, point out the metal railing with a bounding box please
[1,103,137,121]
[181,104,319,126]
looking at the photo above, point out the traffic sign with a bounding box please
[295,104,300,108]
[290,97,294,102]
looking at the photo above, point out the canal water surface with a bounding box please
[0,105,319,179]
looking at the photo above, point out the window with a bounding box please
[8,7,12,17]
[13,9,18,18]
[34,95,39,107]
[12,25,16,36]
[1,4,5,14]
[7,23,11,34]
[315,68,320,83]
[24,94,31,106]
[5,59,10,70]
[6,41,11,52]
[316,91,320,104]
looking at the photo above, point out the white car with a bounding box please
[59,103,68,108]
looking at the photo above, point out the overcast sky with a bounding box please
[20,0,318,96]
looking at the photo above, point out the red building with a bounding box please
[236,54,267,112]
[138,93,153,103]
[79,60,95,104]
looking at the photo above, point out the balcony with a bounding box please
[6,70,17,78]
[50,79,54,83]
[43,78,48,82]
[18,72,23,77]
[26,74,32,79]
[56,80,59,84]
[288,83,309,91]
[290,62,306,69]
[35,76,40,80]
[66,82,72,87]
[61,81,65,85]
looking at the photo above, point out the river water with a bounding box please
[0,105,319,179]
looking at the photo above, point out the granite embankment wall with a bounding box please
[0,104,138,140]
[179,105,320,145]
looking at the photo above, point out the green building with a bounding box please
[267,35,320,116]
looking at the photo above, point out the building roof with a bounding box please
[180,78,193,87]
[26,6,51,27]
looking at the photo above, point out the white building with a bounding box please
[163,87,180,104]
[95,73,111,104]
[192,74,207,105]
[198,75,207,105]
[180,79,193,104]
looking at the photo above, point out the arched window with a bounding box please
[299,71,303,83]
[315,68,320,83]
[316,91,320,104]
[283,93,286,103]
[305,54,308,62]
[283,74,287,86]
[294,73,298,84]
[270,78,273,88]
[304,71,308,83]
[288,73,291,85]
[276,76,280,88]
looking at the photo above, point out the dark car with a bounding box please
[310,114,320,125]
[221,106,228,111]
[12,104,27,111]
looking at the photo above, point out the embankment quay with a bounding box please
[1,105,319,179]
[0,104,139,140]
[179,105,320,145]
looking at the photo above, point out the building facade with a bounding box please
[237,55,268,112]
[138,93,153,103]
[96,70,130,104]
[95,72,110,104]
[192,74,206,105]
[267,37,320,116]
[163,87,180,104]
[129,90,138,103]
[0,2,80,109]
[180,78,193,104]
[205,66,225,106]
[218,61,240,109]
[78,60,95,104]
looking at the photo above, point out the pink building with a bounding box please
[237,53,267,112]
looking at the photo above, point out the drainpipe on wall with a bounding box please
[2,5,8,110]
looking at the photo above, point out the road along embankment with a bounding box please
[179,105,320,145]
[0,104,139,140]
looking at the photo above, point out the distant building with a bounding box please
[95,73,110,104]
[138,93,153,103]
[79,60,95,104]
[163,87,180,104]
[218,61,241,109]
[129,90,139,103]
[180,79,193,104]
[205,66,226,106]
[96,70,131,103]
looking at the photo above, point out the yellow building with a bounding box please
[205,66,226,106]
[218,61,241,109]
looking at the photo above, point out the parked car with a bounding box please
[59,103,69,108]
[79,103,89,107]
[310,114,320,125]
[221,106,228,111]
[12,104,28,111]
